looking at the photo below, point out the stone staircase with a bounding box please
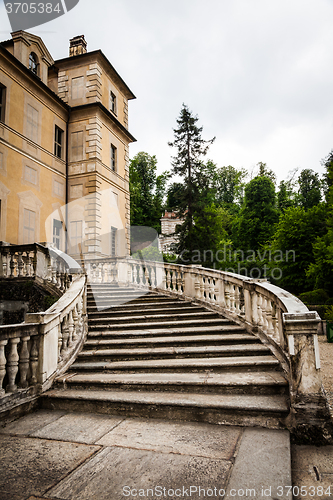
[42,284,290,428]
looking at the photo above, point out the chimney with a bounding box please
[69,35,87,57]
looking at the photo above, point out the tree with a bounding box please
[277,180,295,213]
[233,176,279,251]
[168,104,215,254]
[268,204,327,294]
[129,152,168,232]
[297,169,322,210]
[213,165,246,209]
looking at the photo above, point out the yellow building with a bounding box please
[0,31,136,259]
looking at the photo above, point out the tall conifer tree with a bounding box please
[168,104,215,255]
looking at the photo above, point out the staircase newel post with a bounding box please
[283,312,332,439]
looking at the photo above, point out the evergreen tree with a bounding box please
[168,104,215,255]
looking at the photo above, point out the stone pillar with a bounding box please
[283,311,332,443]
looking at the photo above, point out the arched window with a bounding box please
[29,53,38,75]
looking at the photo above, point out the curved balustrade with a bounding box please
[86,256,329,433]
[0,243,74,294]
[0,274,87,413]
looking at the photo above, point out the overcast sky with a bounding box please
[1,0,333,183]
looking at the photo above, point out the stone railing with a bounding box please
[0,274,87,416]
[0,243,75,294]
[86,257,331,438]
[0,243,86,418]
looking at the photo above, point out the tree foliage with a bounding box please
[129,152,168,232]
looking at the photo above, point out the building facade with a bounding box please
[158,211,183,254]
[0,31,135,260]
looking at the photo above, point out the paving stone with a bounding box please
[48,446,231,500]
[292,445,333,473]
[31,412,124,444]
[224,428,292,499]
[0,435,100,498]
[0,410,65,436]
[97,418,241,459]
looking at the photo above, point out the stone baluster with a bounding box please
[265,299,274,336]
[0,340,8,397]
[127,264,133,285]
[224,282,231,310]
[29,337,39,385]
[26,251,33,277]
[10,252,16,277]
[177,270,183,294]
[61,316,69,354]
[166,268,172,291]
[257,294,264,327]
[138,265,144,287]
[151,267,156,288]
[17,252,24,277]
[51,259,57,285]
[6,338,20,392]
[68,311,74,348]
[229,285,236,312]
[19,336,30,388]
[144,266,150,287]
[2,250,9,277]
[58,322,63,361]
[60,272,65,294]
[235,286,241,313]
[72,305,79,341]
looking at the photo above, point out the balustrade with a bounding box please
[0,274,87,406]
[0,243,74,294]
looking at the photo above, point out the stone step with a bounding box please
[41,389,289,428]
[84,332,258,348]
[88,305,207,317]
[87,324,247,339]
[87,301,195,313]
[55,371,288,395]
[86,295,178,307]
[88,317,232,331]
[78,343,271,362]
[88,311,221,326]
[70,355,281,374]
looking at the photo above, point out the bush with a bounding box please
[299,289,329,305]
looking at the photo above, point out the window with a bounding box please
[54,179,64,198]
[0,84,6,122]
[111,144,117,171]
[54,125,64,159]
[29,53,38,75]
[26,104,38,143]
[71,131,84,161]
[70,220,82,253]
[24,165,37,185]
[23,209,36,244]
[111,226,117,257]
[53,220,62,250]
[72,76,84,100]
[110,91,117,114]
